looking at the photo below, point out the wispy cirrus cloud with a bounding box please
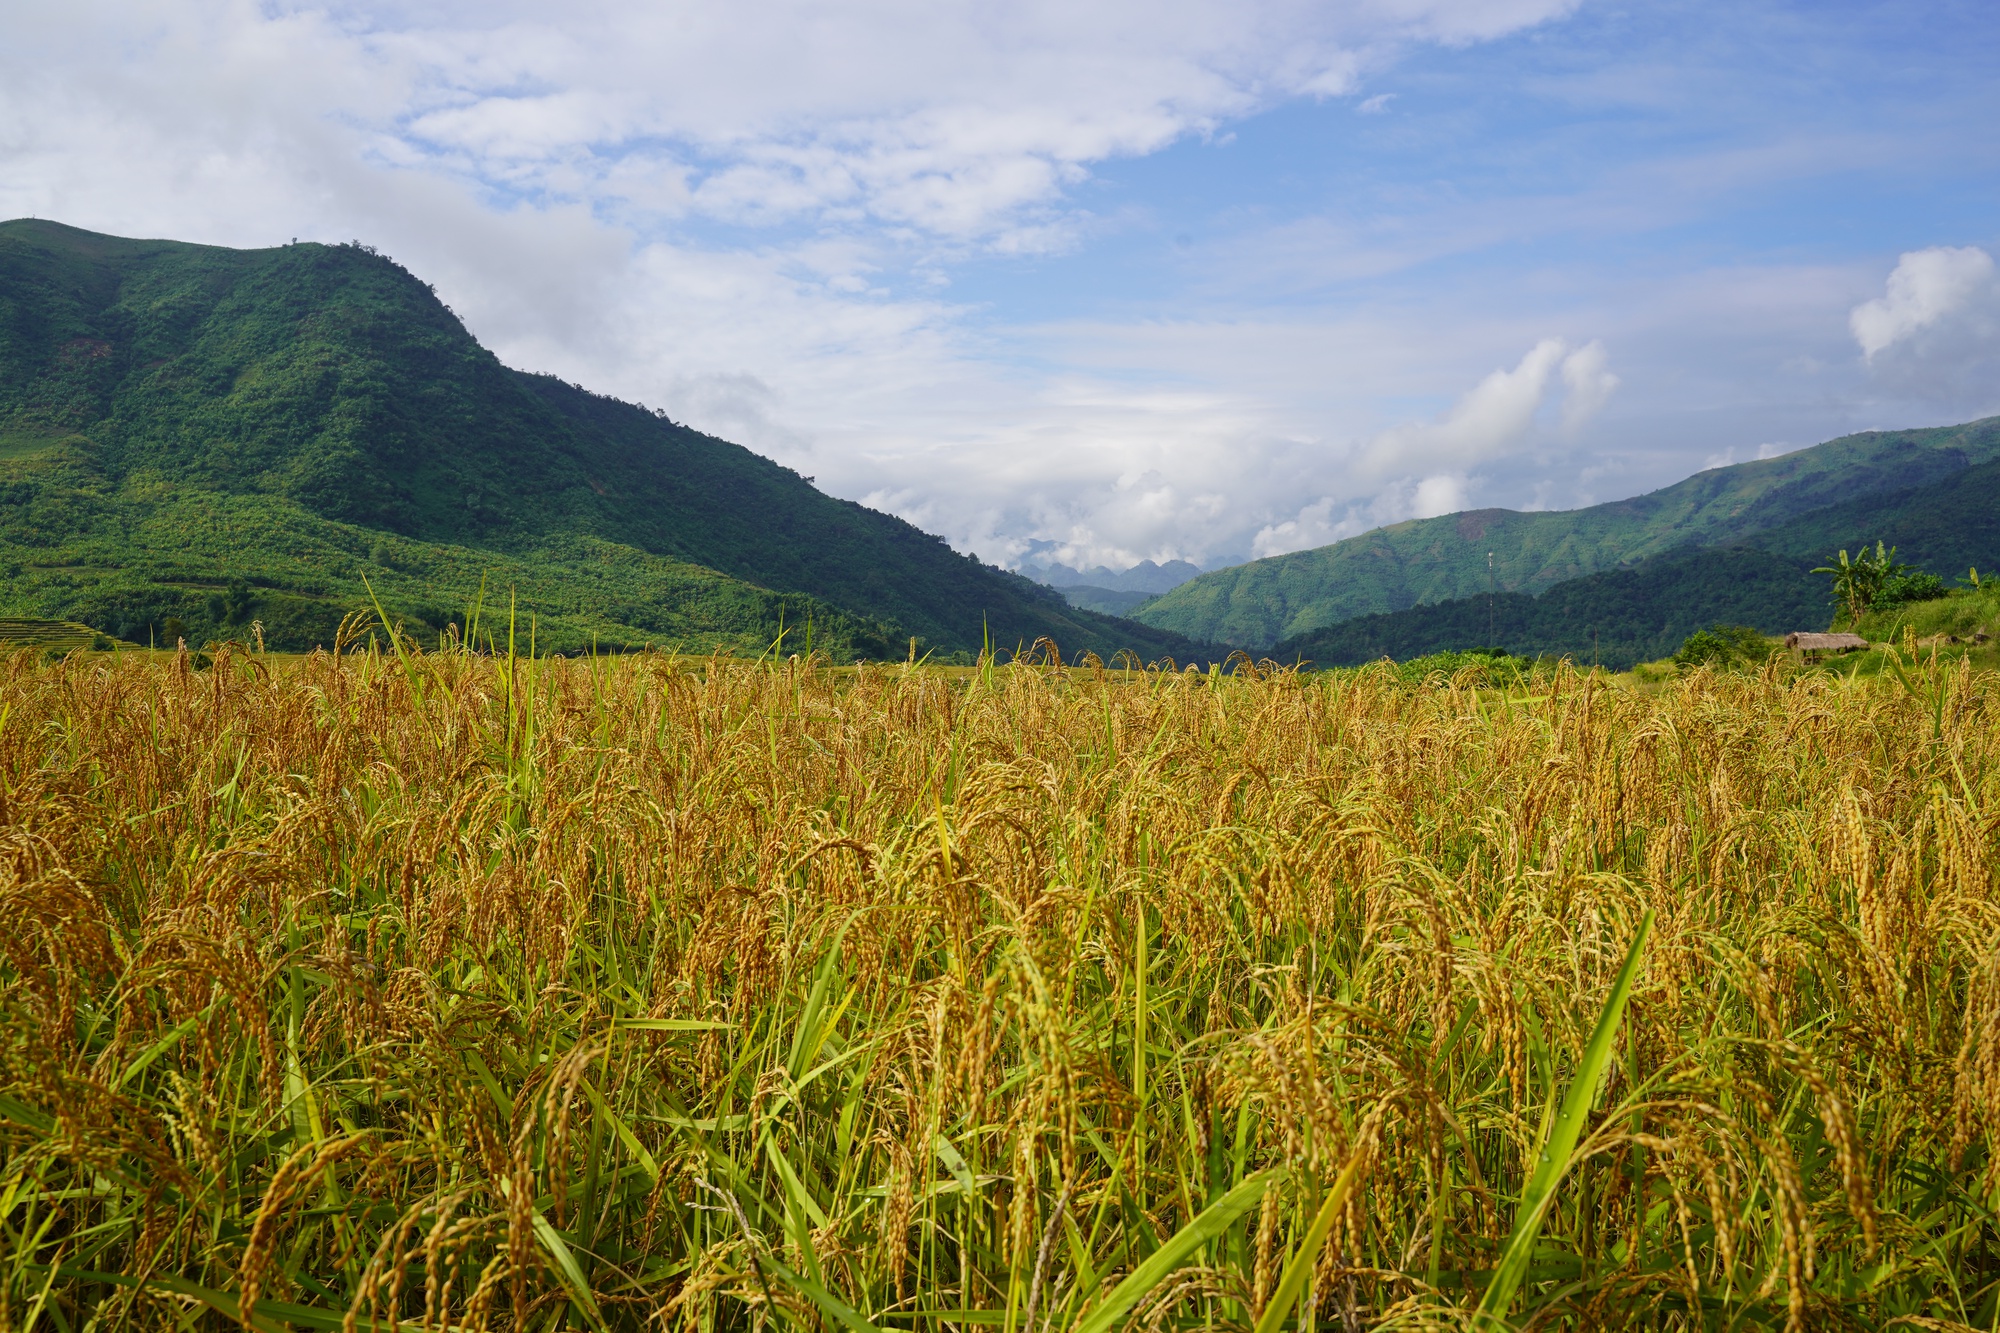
[329,0,1588,243]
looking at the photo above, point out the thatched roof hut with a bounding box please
[1785,631,1867,656]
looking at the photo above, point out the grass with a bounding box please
[1,640,1997,1330]
[1737,585,2000,687]
[0,431,67,461]
[1855,582,2000,646]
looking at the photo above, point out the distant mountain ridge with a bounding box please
[1133,416,2000,648]
[1028,558,1203,594]
[1024,558,1204,619]
[0,219,1215,661]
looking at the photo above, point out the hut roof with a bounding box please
[1784,632,1867,652]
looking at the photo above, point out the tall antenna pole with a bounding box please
[1487,552,1495,648]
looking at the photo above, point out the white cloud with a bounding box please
[1410,472,1470,517]
[1250,498,1343,559]
[0,0,1590,263]
[1359,337,1574,476]
[99,0,1576,246]
[1248,471,1473,558]
[1558,339,1617,432]
[1850,246,1996,359]
[1846,246,2000,408]
[1241,337,1614,559]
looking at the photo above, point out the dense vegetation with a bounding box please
[1751,457,2000,583]
[3,643,1997,1330]
[7,215,1993,668]
[0,219,1209,662]
[1269,457,2000,669]
[1270,545,1823,670]
[1850,580,2000,647]
[1667,623,1780,671]
[1135,417,2000,646]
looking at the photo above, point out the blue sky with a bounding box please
[6,0,1997,570]
[964,4,2000,317]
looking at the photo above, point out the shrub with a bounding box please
[1815,542,1949,621]
[1875,568,1947,610]
[1672,623,1775,670]
[1392,645,1520,683]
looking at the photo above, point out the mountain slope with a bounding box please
[1273,457,2000,670]
[1272,548,1821,671]
[1058,587,1156,616]
[0,219,1209,660]
[1750,456,2000,573]
[1135,416,2000,647]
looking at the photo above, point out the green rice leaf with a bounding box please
[533,1208,609,1331]
[1074,1167,1280,1333]
[1476,910,1654,1328]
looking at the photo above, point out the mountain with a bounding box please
[1026,559,1202,619]
[1029,558,1203,594]
[1273,456,2000,670]
[0,220,1213,661]
[1134,416,2000,647]
[1749,455,2000,576]
[1272,547,1821,671]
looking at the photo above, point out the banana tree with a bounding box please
[1813,540,1902,625]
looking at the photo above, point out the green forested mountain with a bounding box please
[1273,457,2000,669]
[0,219,1210,659]
[1750,456,2000,574]
[1271,547,1820,670]
[1136,416,2000,646]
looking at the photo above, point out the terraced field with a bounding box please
[0,618,119,652]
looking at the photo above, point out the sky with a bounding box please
[5,0,1998,572]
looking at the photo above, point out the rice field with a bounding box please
[1,641,1997,1330]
